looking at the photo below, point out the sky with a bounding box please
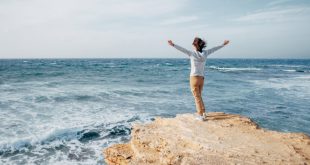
[0,0,310,59]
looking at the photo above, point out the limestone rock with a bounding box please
[103,112,310,165]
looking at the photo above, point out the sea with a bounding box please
[0,58,309,164]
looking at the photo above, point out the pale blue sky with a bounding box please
[0,0,309,58]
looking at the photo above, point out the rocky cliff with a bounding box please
[103,112,310,165]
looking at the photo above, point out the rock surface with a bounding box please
[103,112,310,165]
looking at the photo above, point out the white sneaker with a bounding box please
[202,113,207,120]
[195,114,206,121]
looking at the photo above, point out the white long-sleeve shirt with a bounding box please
[173,44,224,77]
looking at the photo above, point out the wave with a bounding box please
[283,69,309,73]
[269,64,307,68]
[283,69,296,72]
[249,75,310,95]
[208,66,262,72]
[294,75,310,79]
[34,94,104,103]
[164,62,173,66]
[0,123,132,157]
[208,66,309,73]
[0,114,143,157]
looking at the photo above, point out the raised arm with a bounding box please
[204,40,230,57]
[168,40,192,56]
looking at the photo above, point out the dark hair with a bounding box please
[192,37,206,53]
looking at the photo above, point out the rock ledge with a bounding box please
[103,112,310,165]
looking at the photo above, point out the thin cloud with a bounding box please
[0,0,187,30]
[267,0,293,6]
[232,6,310,23]
[160,16,199,25]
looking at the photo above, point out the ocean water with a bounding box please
[0,58,309,164]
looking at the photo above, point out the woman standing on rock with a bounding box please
[168,37,229,121]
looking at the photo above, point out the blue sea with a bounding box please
[0,58,309,164]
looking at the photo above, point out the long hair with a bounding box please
[192,37,206,53]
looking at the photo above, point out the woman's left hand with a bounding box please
[223,40,230,46]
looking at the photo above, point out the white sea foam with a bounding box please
[269,64,306,68]
[283,69,296,72]
[294,75,310,79]
[0,119,136,164]
[249,75,310,98]
[209,66,261,72]
[165,62,173,66]
[0,126,97,153]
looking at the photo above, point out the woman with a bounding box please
[168,37,230,121]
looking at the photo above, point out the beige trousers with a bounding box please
[190,76,205,115]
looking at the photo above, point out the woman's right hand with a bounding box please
[168,40,174,46]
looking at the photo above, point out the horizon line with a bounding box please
[0,57,310,60]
